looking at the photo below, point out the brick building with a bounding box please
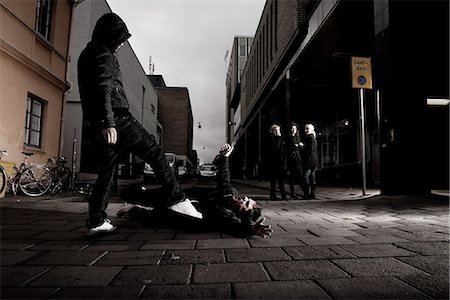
[151,81,195,176]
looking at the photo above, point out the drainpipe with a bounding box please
[59,0,76,157]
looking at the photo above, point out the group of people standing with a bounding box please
[268,122,319,200]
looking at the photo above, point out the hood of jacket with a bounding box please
[92,12,131,51]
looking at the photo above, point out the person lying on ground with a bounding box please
[117,143,273,238]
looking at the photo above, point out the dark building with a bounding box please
[150,81,196,176]
[227,0,449,194]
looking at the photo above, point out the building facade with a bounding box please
[154,86,195,176]
[0,0,72,164]
[226,35,253,142]
[228,0,449,194]
[63,0,160,178]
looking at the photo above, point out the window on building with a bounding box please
[24,93,44,147]
[35,0,52,40]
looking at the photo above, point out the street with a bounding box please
[0,179,448,299]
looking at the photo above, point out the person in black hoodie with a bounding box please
[78,13,202,237]
[117,143,273,238]
[302,123,319,199]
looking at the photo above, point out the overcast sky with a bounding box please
[107,0,265,164]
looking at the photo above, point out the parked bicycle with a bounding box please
[0,150,9,195]
[0,150,52,197]
[46,156,70,196]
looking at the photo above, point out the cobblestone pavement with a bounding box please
[1,180,448,299]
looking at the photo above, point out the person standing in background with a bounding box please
[286,122,304,199]
[268,124,287,200]
[302,123,319,199]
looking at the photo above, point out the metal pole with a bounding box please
[359,88,367,195]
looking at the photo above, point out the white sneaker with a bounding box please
[86,219,117,236]
[168,198,203,219]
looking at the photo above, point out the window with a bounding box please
[24,94,44,147]
[35,0,52,39]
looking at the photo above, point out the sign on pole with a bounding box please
[351,56,372,196]
[351,57,373,89]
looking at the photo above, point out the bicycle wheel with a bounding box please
[0,166,6,195]
[19,165,52,196]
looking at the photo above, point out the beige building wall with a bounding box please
[0,0,72,164]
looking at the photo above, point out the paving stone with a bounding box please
[1,230,42,239]
[317,277,431,299]
[175,232,223,240]
[283,245,356,260]
[50,286,142,299]
[192,263,269,283]
[86,240,145,251]
[297,236,357,246]
[392,231,449,242]
[1,250,42,265]
[332,257,430,277]
[264,260,349,280]
[159,249,224,265]
[110,265,191,286]
[1,287,57,299]
[31,240,92,251]
[26,250,107,266]
[399,274,449,299]
[351,227,408,236]
[339,243,417,257]
[126,232,175,240]
[140,239,195,250]
[307,228,362,237]
[346,234,410,244]
[276,224,315,235]
[394,241,450,255]
[196,239,250,249]
[141,283,232,299]
[29,232,91,241]
[1,266,50,287]
[0,240,39,250]
[95,250,163,265]
[248,237,305,248]
[397,255,449,275]
[234,280,331,299]
[27,266,121,287]
[225,247,291,262]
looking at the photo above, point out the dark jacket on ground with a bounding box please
[78,13,132,129]
[303,134,319,168]
[120,155,260,237]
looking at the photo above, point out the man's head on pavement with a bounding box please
[227,195,261,223]
[92,12,131,52]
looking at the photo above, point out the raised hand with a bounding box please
[219,143,234,157]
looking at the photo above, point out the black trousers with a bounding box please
[88,114,183,227]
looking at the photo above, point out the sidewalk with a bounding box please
[1,182,449,299]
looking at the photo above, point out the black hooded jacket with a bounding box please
[78,13,132,129]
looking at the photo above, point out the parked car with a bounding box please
[199,163,217,178]
[144,153,178,182]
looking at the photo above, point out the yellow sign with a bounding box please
[351,56,372,89]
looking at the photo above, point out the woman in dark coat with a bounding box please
[268,124,287,200]
[285,122,304,199]
[302,123,319,199]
